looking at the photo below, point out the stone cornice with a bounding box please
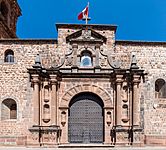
[0,39,58,44]
[116,40,166,45]
[56,23,117,32]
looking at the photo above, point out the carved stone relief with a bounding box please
[100,57,108,67]
[116,132,129,143]
[65,56,73,66]
[82,30,91,40]
[99,47,121,69]
[51,55,62,67]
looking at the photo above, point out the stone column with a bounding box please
[32,74,40,126]
[116,75,123,126]
[50,75,58,125]
[72,44,78,67]
[133,75,141,127]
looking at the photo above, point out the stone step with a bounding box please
[0,147,166,150]
[58,143,114,148]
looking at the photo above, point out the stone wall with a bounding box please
[0,40,57,145]
[0,26,166,146]
[116,41,166,145]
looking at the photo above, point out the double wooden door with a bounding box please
[68,93,104,143]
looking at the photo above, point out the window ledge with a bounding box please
[1,119,17,122]
[3,62,17,64]
[155,98,166,100]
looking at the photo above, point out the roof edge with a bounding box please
[56,23,117,31]
[116,40,166,45]
[0,38,58,43]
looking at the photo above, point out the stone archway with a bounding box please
[60,84,112,108]
[59,84,113,144]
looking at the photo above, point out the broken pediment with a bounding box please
[66,29,107,43]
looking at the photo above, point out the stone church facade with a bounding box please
[0,0,166,148]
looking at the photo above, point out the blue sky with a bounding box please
[17,0,166,41]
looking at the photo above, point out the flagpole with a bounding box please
[86,2,89,25]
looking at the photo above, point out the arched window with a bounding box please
[1,1,9,24]
[4,49,14,63]
[80,51,92,67]
[1,99,17,120]
[155,79,166,98]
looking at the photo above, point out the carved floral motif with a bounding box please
[82,30,91,39]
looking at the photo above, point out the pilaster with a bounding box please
[115,75,123,126]
[132,74,141,127]
[31,74,40,126]
[28,74,40,147]
[132,74,144,146]
[50,75,58,125]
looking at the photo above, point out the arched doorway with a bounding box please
[68,92,104,143]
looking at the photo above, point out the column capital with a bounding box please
[72,43,78,48]
[115,75,123,83]
[95,44,101,49]
[50,75,58,85]
[133,74,141,84]
[31,74,40,84]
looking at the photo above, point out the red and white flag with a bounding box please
[78,5,89,20]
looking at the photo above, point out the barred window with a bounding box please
[80,51,92,67]
[4,49,14,63]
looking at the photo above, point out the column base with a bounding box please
[113,126,131,146]
[132,127,144,146]
[27,125,61,147]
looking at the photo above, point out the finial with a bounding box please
[130,52,139,69]
[33,54,42,68]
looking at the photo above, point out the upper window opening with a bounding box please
[4,49,14,63]
[80,51,92,67]
[155,78,166,98]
